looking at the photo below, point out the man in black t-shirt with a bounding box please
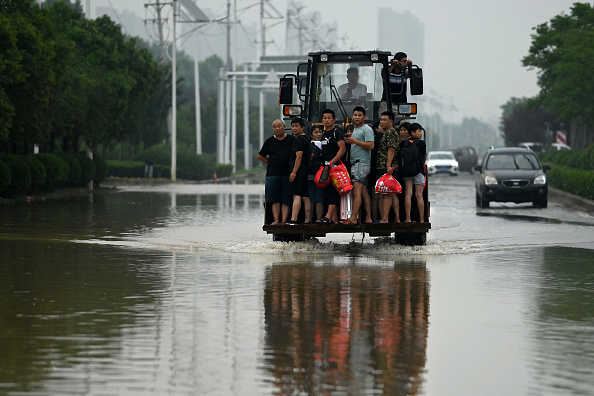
[258,119,296,224]
[286,118,311,224]
[316,109,346,224]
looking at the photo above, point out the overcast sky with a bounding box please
[89,0,579,125]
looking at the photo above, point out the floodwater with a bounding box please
[1,174,593,395]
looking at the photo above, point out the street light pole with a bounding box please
[171,0,178,181]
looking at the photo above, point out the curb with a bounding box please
[549,187,594,213]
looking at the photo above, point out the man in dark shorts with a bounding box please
[258,119,295,224]
[316,109,346,224]
[286,118,312,224]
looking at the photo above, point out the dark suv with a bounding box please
[474,147,551,208]
[448,146,478,173]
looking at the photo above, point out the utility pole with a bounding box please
[171,0,178,181]
[259,0,265,59]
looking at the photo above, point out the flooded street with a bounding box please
[1,174,593,395]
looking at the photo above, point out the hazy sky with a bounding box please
[90,0,579,125]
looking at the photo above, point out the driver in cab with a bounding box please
[338,67,367,102]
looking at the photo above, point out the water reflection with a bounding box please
[0,239,170,394]
[528,247,594,395]
[264,261,429,395]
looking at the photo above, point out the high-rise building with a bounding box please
[377,8,424,68]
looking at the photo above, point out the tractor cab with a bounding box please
[279,50,423,126]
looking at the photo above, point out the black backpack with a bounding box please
[306,139,324,175]
[399,138,421,177]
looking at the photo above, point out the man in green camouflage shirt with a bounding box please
[375,111,401,223]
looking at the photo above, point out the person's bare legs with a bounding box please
[391,194,400,223]
[303,197,312,223]
[361,185,372,223]
[281,204,291,223]
[271,202,281,223]
[414,184,425,222]
[404,179,414,222]
[380,194,399,223]
[290,195,301,222]
[324,204,339,223]
[376,194,384,222]
[371,191,379,222]
[345,182,363,223]
[315,202,324,221]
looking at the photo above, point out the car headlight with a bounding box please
[485,175,497,185]
[534,174,546,185]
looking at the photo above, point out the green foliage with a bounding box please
[1,0,55,152]
[58,152,81,186]
[76,153,95,187]
[177,150,215,181]
[0,0,165,155]
[523,3,594,123]
[0,159,11,192]
[134,143,171,166]
[215,163,234,178]
[547,165,594,200]
[35,153,69,189]
[21,155,47,191]
[0,155,32,194]
[499,97,556,146]
[93,153,108,186]
[580,144,594,170]
[107,160,146,178]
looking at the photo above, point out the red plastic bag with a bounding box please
[314,164,331,188]
[330,161,353,196]
[375,173,402,194]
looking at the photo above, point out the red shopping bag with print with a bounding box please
[375,173,402,194]
[330,161,353,196]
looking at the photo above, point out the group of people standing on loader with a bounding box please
[258,51,426,226]
[258,109,427,226]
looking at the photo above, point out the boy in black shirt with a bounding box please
[316,109,346,224]
[287,118,312,224]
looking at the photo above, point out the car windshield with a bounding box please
[486,153,540,170]
[430,153,455,160]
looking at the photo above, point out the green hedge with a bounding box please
[0,159,11,192]
[59,153,82,186]
[547,165,594,200]
[177,151,215,180]
[107,161,146,178]
[35,153,69,190]
[21,155,47,191]
[539,144,594,170]
[215,163,234,178]
[539,144,594,200]
[0,155,31,194]
[134,143,171,166]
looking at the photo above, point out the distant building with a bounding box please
[377,8,425,68]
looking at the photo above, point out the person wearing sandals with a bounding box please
[258,119,295,224]
[316,109,346,224]
[340,106,374,225]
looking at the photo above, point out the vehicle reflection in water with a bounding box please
[263,260,429,395]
